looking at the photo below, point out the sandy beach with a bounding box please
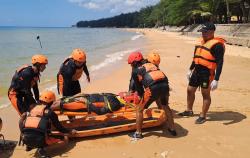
[1,29,250,158]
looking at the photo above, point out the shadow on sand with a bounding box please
[32,140,77,158]
[143,123,188,138]
[206,111,247,125]
[173,109,247,125]
[0,139,18,158]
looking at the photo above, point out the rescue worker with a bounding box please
[57,48,90,97]
[127,51,176,139]
[8,54,48,115]
[178,22,226,124]
[19,91,77,158]
[129,51,160,92]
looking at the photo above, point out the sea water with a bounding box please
[0,27,145,108]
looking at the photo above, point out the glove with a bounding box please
[70,129,77,135]
[186,70,192,82]
[210,80,218,91]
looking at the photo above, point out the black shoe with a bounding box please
[68,116,75,122]
[25,146,33,151]
[178,110,193,117]
[37,148,51,158]
[195,117,206,124]
[167,129,177,136]
[128,132,144,140]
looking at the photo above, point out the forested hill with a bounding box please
[76,0,250,28]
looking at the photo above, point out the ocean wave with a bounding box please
[0,85,58,110]
[90,49,137,71]
[43,85,57,92]
[131,34,144,41]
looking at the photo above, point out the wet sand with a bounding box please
[1,28,250,158]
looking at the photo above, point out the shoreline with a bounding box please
[1,28,250,158]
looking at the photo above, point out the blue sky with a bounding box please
[0,0,160,27]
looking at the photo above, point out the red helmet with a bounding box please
[127,51,143,64]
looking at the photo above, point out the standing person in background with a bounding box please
[8,54,48,115]
[178,22,226,124]
[57,48,90,97]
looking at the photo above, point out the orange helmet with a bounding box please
[39,90,56,104]
[71,48,86,62]
[127,51,143,64]
[31,54,48,65]
[147,51,160,66]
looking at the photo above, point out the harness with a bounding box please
[139,63,166,87]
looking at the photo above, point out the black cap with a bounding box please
[198,22,216,32]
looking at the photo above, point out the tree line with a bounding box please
[76,0,250,28]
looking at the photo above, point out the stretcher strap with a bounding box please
[117,97,135,108]
[103,96,112,112]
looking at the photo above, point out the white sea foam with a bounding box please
[89,49,137,71]
[131,34,144,41]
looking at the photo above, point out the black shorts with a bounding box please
[63,80,81,96]
[189,69,211,89]
[143,81,170,109]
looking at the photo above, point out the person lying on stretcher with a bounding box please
[51,92,140,115]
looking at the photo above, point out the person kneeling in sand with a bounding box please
[19,91,77,158]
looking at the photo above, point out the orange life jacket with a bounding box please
[138,62,166,87]
[193,37,225,70]
[23,104,49,133]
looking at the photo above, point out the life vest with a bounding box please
[22,104,49,134]
[58,57,84,81]
[138,62,166,87]
[193,37,225,70]
[11,65,39,90]
[19,104,50,148]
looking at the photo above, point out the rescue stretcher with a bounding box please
[52,92,166,138]
[53,108,166,138]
